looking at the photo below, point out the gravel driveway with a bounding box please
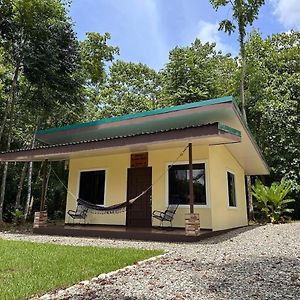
[1,223,299,300]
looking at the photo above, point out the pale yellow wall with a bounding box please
[65,144,248,231]
[65,145,212,229]
[149,145,212,229]
[208,145,248,231]
[66,153,129,225]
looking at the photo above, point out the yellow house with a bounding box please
[0,96,269,236]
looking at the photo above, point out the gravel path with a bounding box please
[1,223,300,300]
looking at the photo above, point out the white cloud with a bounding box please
[197,20,235,54]
[111,0,168,70]
[271,0,300,29]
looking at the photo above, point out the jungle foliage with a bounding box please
[252,178,295,223]
[0,0,299,222]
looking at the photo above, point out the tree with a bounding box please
[244,31,300,212]
[99,60,162,117]
[209,0,265,119]
[209,0,265,221]
[162,39,236,106]
[80,32,119,89]
[79,32,119,121]
[0,0,82,221]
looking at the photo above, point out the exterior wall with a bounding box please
[149,146,211,229]
[65,145,212,229]
[208,145,248,231]
[65,144,248,230]
[66,153,129,225]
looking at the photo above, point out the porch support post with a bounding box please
[34,159,48,229]
[188,143,194,214]
[185,142,200,236]
[40,159,48,211]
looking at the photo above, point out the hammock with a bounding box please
[76,189,149,215]
[52,144,189,215]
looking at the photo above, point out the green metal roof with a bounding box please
[37,96,233,135]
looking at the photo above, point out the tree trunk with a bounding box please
[0,98,11,144]
[24,162,33,220]
[15,162,28,209]
[238,24,254,222]
[0,62,20,221]
[0,62,21,143]
[25,127,37,220]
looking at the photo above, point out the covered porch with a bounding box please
[0,97,269,239]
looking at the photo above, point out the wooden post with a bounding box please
[40,159,48,211]
[34,159,49,229]
[188,143,194,214]
[185,142,200,236]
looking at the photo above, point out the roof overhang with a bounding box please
[0,123,240,162]
[0,96,270,175]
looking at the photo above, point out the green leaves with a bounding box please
[98,61,162,118]
[252,178,296,223]
[218,20,236,35]
[161,38,236,106]
[245,30,300,196]
[80,32,119,86]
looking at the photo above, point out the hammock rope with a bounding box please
[51,144,189,214]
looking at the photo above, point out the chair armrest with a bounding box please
[152,210,164,217]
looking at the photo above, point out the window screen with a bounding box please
[168,163,206,205]
[79,170,105,205]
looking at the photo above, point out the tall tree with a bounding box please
[209,0,265,120]
[162,38,236,106]
[245,30,300,194]
[0,0,81,221]
[79,32,119,121]
[99,60,162,117]
[209,0,265,221]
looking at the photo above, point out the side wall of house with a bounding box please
[208,145,248,231]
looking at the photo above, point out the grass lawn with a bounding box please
[0,239,163,300]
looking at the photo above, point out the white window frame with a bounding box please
[226,169,237,208]
[76,167,108,206]
[165,160,210,208]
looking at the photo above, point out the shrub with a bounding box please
[252,178,295,224]
[11,209,25,226]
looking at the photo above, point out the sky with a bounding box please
[70,0,300,70]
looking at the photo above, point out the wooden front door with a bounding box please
[126,167,152,228]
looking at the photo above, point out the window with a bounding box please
[168,163,206,205]
[227,171,236,207]
[79,170,105,205]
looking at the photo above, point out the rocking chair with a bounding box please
[152,204,179,228]
[67,205,88,224]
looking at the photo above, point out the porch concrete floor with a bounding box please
[33,224,214,243]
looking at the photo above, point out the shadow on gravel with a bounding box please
[199,225,262,245]
[201,256,300,299]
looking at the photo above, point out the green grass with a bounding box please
[0,239,163,300]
